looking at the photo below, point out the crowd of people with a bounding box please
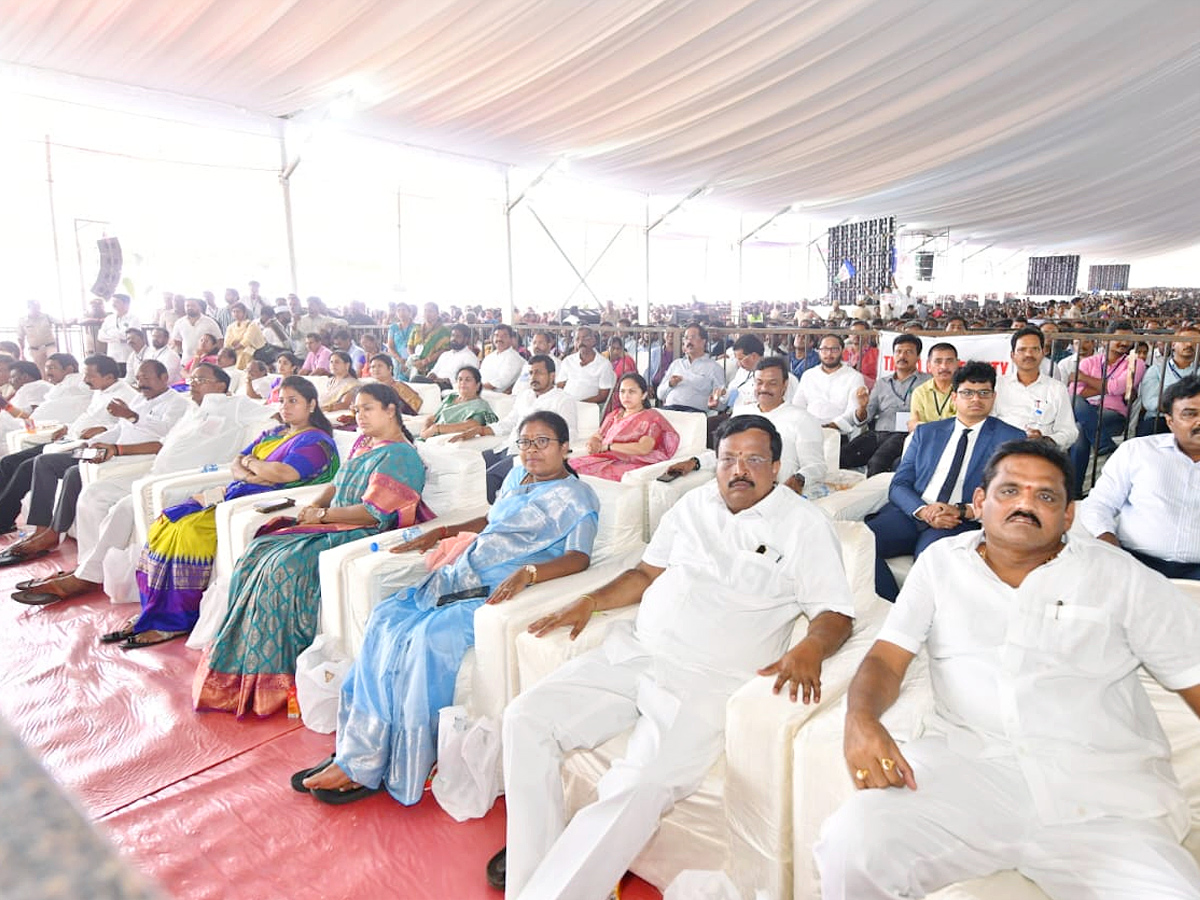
[2,283,1200,899]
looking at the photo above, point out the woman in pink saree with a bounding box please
[571,373,680,481]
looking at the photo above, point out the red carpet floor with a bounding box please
[0,536,661,900]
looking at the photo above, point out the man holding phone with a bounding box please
[0,360,188,569]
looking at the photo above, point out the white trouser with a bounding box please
[503,634,733,900]
[815,736,1200,899]
[74,482,137,584]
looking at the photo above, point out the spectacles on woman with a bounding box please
[515,436,562,450]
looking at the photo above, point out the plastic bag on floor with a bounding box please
[101,544,140,606]
[664,870,766,900]
[294,634,351,734]
[431,705,502,822]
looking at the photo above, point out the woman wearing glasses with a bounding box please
[109,376,339,649]
[292,411,599,805]
[193,384,430,716]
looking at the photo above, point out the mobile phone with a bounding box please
[72,447,105,461]
[436,586,490,607]
[253,497,296,514]
[656,470,683,483]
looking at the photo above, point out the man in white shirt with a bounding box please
[0,361,51,433]
[96,294,135,375]
[480,324,524,393]
[0,354,138,497]
[143,327,182,384]
[817,440,1200,899]
[14,363,277,606]
[170,298,224,360]
[1,359,187,566]
[993,326,1078,451]
[428,324,480,389]
[513,332,560,394]
[1078,374,1200,580]
[1138,326,1199,436]
[732,357,826,494]
[451,355,577,502]
[796,334,865,427]
[490,415,855,899]
[659,323,725,412]
[557,326,615,405]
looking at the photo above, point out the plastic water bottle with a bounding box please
[372,525,425,553]
[201,463,218,473]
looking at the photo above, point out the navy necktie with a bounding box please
[935,428,972,504]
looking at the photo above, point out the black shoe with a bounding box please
[486,846,506,890]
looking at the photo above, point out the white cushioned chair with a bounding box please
[511,521,891,897]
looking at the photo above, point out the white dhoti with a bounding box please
[74,481,139,585]
[503,630,736,900]
[814,736,1200,900]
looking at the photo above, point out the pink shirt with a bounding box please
[303,345,332,373]
[1070,352,1146,416]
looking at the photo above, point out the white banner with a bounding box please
[878,330,1014,377]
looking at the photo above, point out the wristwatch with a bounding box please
[524,564,538,585]
[955,502,971,520]
[316,508,327,521]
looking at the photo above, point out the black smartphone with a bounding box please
[254,497,296,514]
[656,470,683,483]
[436,586,490,606]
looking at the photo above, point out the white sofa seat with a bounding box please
[512,520,890,896]
[791,580,1200,900]
[314,471,650,728]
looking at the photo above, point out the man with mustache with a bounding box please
[817,440,1200,898]
[1067,320,1146,498]
[993,326,1078,451]
[488,415,854,898]
[866,361,1024,601]
[1078,374,1200,581]
[1,360,189,567]
[1138,325,1199,436]
[659,323,725,412]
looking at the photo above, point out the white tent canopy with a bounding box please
[2,0,1199,256]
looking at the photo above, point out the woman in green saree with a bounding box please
[404,302,451,381]
[193,383,431,717]
[419,365,498,440]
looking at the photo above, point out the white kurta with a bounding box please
[504,483,855,900]
[816,531,1200,899]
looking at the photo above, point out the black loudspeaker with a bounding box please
[91,237,123,299]
[916,252,934,281]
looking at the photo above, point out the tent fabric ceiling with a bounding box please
[2,0,1198,255]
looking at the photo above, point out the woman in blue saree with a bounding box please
[293,411,599,805]
[111,377,339,649]
[193,384,431,717]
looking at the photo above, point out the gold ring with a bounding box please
[854,768,869,781]
[880,757,895,772]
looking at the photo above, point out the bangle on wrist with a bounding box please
[114,445,121,457]
[524,563,538,585]
[578,593,598,611]
[439,525,448,539]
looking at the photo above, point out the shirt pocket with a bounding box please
[727,548,788,605]
[1034,603,1113,674]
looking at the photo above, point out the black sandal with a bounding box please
[290,754,336,793]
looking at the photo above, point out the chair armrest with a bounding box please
[789,649,932,900]
[471,544,646,720]
[813,472,893,521]
[513,606,638,691]
[79,454,156,490]
[132,467,232,544]
[725,600,890,900]
[213,483,331,578]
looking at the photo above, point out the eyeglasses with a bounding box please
[187,377,216,385]
[716,454,772,468]
[955,389,994,399]
[515,436,563,450]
